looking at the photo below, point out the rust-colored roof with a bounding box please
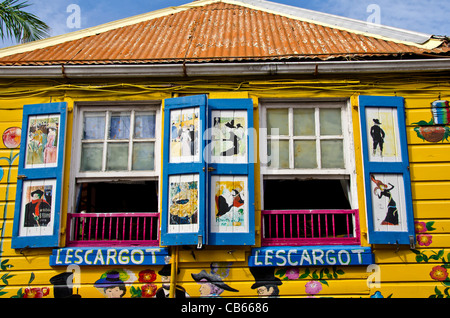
[0,1,448,66]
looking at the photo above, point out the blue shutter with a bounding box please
[11,102,67,249]
[160,95,207,247]
[207,98,255,246]
[359,96,415,247]
[160,96,255,247]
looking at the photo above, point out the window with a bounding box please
[260,100,360,246]
[67,103,161,247]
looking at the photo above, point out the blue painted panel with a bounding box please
[11,102,67,249]
[359,95,415,246]
[207,98,255,246]
[249,246,374,267]
[50,247,169,266]
[161,95,207,246]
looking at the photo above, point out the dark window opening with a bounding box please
[76,181,159,213]
[263,179,351,210]
[262,179,357,244]
[68,181,160,245]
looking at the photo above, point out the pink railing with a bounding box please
[261,209,360,246]
[66,212,160,247]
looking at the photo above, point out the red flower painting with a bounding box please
[23,287,50,298]
[141,283,157,298]
[138,269,156,283]
[430,266,449,282]
[417,234,433,247]
[2,127,21,149]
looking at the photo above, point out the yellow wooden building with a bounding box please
[0,0,449,300]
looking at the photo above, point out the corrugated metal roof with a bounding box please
[0,1,448,66]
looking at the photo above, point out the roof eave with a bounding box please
[0,59,449,79]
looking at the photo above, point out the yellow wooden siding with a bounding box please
[0,77,449,299]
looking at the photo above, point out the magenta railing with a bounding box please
[261,209,360,246]
[66,212,160,247]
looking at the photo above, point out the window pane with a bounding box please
[294,140,317,168]
[107,143,129,170]
[109,112,131,140]
[134,111,156,139]
[267,140,289,169]
[293,108,315,136]
[77,181,159,213]
[320,108,342,135]
[321,140,344,168]
[267,109,289,135]
[133,142,155,170]
[80,143,103,171]
[83,112,105,140]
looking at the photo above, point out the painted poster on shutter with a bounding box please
[211,175,248,233]
[19,179,56,237]
[168,174,199,233]
[170,107,200,163]
[370,174,408,232]
[210,110,247,163]
[365,107,402,162]
[25,115,60,168]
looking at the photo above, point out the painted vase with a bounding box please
[431,100,450,125]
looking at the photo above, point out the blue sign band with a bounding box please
[249,246,374,267]
[50,247,169,266]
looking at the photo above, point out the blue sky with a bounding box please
[1,0,449,48]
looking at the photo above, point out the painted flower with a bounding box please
[415,221,427,233]
[23,287,49,298]
[2,127,21,149]
[139,269,156,283]
[430,266,448,282]
[417,234,433,246]
[305,280,322,295]
[285,268,300,280]
[141,283,157,298]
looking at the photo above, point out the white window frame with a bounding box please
[68,101,162,213]
[259,99,358,209]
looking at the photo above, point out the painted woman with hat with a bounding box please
[94,270,127,298]
[191,263,239,297]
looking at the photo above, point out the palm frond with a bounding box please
[0,0,50,43]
